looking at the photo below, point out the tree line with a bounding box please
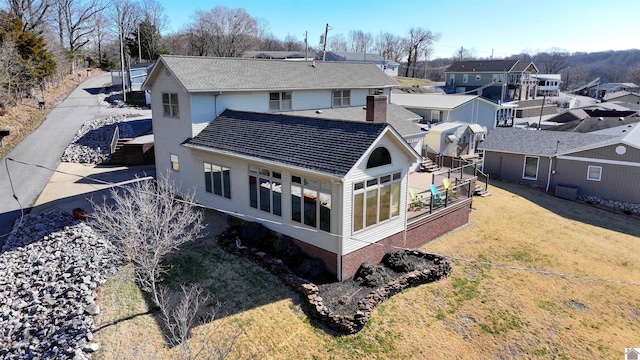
[3,0,640,109]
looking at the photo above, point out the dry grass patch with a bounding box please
[394,77,434,87]
[94,182,640,359]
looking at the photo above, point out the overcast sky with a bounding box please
[160,0,640,59]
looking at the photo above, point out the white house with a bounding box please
[532,74,561,97]
[142,55,471,280]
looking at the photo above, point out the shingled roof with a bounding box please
[148,55,398,92]
[183,110,392,176]
[446,59,536,73]
[479,128,617,156]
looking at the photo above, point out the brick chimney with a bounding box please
[366,95,387,123]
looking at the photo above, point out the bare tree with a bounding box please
[89,9,111,67]
[282,34,302,51]
[54,0,107,53]
[536,48,569,74]
[629,63,640,87]
[453,46,475,61]
[88,174,207,306]
[158,285,240,360]
[6,0,49,33]
[348,30,373,53]
[141,0,168,33]
[374,31,403,62]
[403,27,440,77]
[258,32,284,51]
[188,6,259,57]
[327,33,347,52]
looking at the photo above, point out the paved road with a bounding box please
[0,73,150,239]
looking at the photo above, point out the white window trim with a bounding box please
[269,91,292,111]
[170,154,179,171]
[463,74,469,84]
[333,89,351,107]
[586,165,602,181]
[162,92,179,118]
[204,162,231,199]
[522,156,539,180]
[352,171,402,233]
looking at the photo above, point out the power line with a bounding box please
[4,157,640,287]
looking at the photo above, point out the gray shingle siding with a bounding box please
[184,110,388,176]
[158,55,398,92]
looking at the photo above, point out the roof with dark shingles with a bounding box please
[156,55,398,92]
[446,60,519,72]
[546,116,640,133]
[184,109,389,176]
[479,128,617,156]
[284,103,425,138]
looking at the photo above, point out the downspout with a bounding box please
[335,178,344,281]
[213,91,222,117]
[546,156,553,192]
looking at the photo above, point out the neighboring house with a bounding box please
[479,126,640,204]
[242,50,316,61]
[588,82,640,100]
[445,59,539,102]
[391,93,517,159]
[143,55,472,280]
[532,74,561,97]
[318,51,400,77]
[603,90,640,103]
[111,62,154,91]
[391,93,517,128]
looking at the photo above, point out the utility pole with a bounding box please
[304,31,308,60]
[119,22,127,102]
[137,23,142,63]
[322,23,329,61]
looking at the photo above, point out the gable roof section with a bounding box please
[283,103,424,138]
[604,90,640,101]
[446,60,519,73]
[146,55,398,92]
[591,122,640,149]
[479,128,617,156]
[391,93,496,110]
[183,110,405,176]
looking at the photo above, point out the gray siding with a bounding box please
[567,144,640,163]
[483,151,551,188]
[552,158,640,204]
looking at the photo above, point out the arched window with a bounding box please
[367,147,391,168]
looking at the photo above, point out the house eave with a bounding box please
[185,84,399,93]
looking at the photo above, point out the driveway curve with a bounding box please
[0,73,151,239]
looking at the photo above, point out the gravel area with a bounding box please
[0,211,121,359]
[61,116,134,164]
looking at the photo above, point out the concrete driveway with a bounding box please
[0,73,151,239]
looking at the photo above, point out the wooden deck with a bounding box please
[407,168,475,222]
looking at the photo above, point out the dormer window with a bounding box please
[333,90,350,107]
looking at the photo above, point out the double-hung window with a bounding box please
[162,93,179,117]
[333,90,351,107]
[170,154,179,171]
[587,165,602,181]
[204,162,231,198]
[249,166,282,216]
[352,172,401,232]
[291,176,332,232]
[269,91,292,111]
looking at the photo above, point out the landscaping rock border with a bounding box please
[578,195,640,214]
[61,116,133,164]
[216,225,451,335]
[0,211,121,359]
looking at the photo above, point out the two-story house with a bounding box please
[142,55,473,280]
[445,59,539,102]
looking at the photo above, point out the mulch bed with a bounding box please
[216,220,451,334]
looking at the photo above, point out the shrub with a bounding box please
[354,262,391,288]
[297,257,328,283]
[383,251,418,272]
